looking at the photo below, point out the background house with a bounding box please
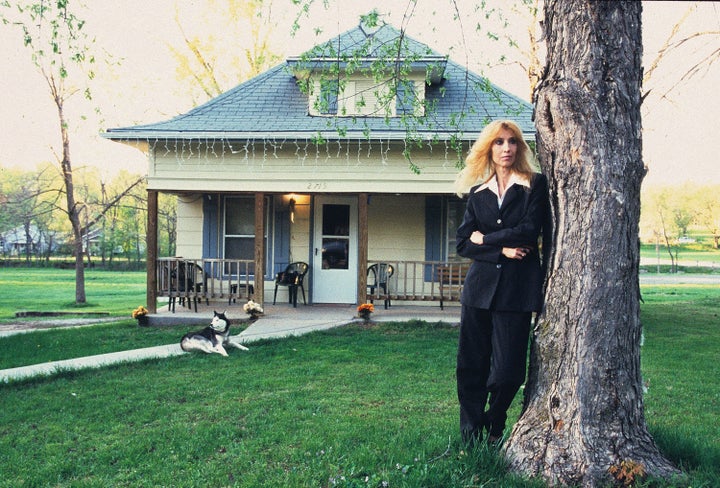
[0,224,53,256]
[103,21,533,311]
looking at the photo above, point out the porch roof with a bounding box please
[102,23,533,143]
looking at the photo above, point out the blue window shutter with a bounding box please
[273,209,291,276]
[425,196,443,280]
[203,194,219,259]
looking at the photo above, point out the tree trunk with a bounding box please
[505,1,680,486]
[58,101,86,304]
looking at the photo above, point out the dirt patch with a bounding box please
[0,317,121,333]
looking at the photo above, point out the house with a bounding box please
[1,224,45,256]
[103,20,533,312]
[1,224,102,258]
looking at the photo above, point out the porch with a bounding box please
[154,257,470,313]
[148,300,462,330]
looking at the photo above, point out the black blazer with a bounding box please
[456,173,549,312]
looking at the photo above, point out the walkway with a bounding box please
[0,303,461,383]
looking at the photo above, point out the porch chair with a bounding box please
[367,263,394,309]
[171,261,206,313]
[273,262,309,307]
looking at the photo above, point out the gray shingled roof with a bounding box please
[104,23,533,141]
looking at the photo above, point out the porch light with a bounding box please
[289,197,296,223]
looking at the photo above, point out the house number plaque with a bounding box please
[306,182,328,190]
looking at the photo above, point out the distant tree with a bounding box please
[65,168,141,265]
[158,193,177,257]
[169,0,282,102]
[693,185,720,248]
[0,166,57,262]
[669,183,696,238]
[642,187,682,271]
[113,184,146,264]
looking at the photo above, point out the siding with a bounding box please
[368,195,425,261]
[175,195,204,258]
[148,141,463,194]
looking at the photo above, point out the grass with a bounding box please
[0,320,184,369]
[640,243,720,270]
[1,285,719,486]
[0,322,542,487]
[0,268,147,320]
[1,269,718,486]
[639,285,720,480]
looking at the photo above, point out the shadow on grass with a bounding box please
[652,427,720,485]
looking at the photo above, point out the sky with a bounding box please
[0,0,718,186]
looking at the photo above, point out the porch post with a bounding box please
[146,190,158,313]
[358,192,368,305]
[254,193,266,305]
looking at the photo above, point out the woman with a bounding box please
[454,120,549,446]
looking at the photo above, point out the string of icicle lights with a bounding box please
[142,136,461,168]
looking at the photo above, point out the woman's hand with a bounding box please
[502,246,531,260]
[470,231,484,245]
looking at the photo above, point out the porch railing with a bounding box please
[366,260,470,309]
[156,257,469,309]
[157,257,256,310]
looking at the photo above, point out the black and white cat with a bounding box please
[180,311,249,356]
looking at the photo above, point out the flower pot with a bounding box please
[136,315,149,327]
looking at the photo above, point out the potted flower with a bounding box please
[132,305,149,326]
[243,299,264,320]
[357,303,374,323]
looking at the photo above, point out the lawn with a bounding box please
[640,243,720,271]
[1,284,719,487]
[0,319,184,369]
[0,268,147,320]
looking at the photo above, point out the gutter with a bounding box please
[101,130,535,142]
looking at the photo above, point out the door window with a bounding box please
[321,204,350,269]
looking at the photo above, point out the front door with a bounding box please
[312,195,358,303]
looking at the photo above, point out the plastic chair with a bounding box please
[170,261,204,313]
[367,263,394,309]
[273,262,309,307]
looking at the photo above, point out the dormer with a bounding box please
[287,21,447,118]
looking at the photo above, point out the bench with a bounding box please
[437,264,468,310]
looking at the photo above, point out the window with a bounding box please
[310,76,424,117]
[320,204,350,270]
[223,197,269,274]
[445,197,466,261]
[224,197,255,260]
[349,79,390,116]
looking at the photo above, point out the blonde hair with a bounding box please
[454,120,535,196]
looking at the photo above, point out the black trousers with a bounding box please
[456,305,531,440]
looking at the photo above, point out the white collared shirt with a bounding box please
[475,173,531,207]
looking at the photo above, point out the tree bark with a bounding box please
[57,99,86,304]
[505,1,680,486]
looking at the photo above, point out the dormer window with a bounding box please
[310,76,425,117]
[287,20,447,119]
